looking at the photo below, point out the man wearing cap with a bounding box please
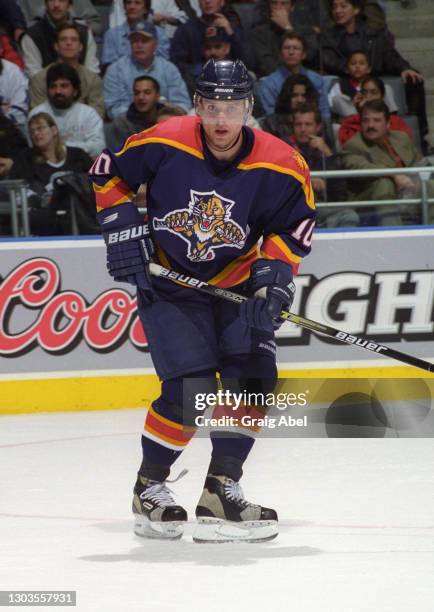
[170,0,254,96]
[104,21,191,118]
[203,26,231,63]
[102,0,170,68]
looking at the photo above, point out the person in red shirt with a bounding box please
[339,76,412,146]
[0,34,24,70]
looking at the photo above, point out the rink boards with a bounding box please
[0,228,433,413]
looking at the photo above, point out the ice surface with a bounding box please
[1,409,433,612]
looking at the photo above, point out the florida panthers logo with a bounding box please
[153,190,247,262]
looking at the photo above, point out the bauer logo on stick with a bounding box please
[152,189,247,262]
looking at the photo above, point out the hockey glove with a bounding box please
[98,202,154,292]
[239,259,295,332]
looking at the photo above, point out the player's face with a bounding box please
[54,28,83,61]
[332,0,360,27]
[203,41,230,61]
[361,109,389,142]
[29,119,57,150]
[199,99,245,148]
[199,0,225,15]
[293,112,320,145]
[125,0,146,20]
[290,84,307,110]
[134,79,160,112]
[347,53,370,80]
[280,39,305,69]
[48,78,77,109]
[46,0,70,23]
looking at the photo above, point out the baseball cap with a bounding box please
[129,21,157,39]
[203,26,231,47]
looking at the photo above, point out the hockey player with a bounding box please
[90,59,315,542]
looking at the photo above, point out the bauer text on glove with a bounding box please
[98,202,154,291]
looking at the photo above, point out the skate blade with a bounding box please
[134,514,185,540]
[193,517,278,543]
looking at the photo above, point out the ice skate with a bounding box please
[133,471,188,540]
[193,474,278,543]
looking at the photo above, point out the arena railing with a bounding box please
[0,180,30,237]
[310,166,434,224]
[2,167,434,237]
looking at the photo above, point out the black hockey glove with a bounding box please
[98,202,154,292]
[239,259,295,332]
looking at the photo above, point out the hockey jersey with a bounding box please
[90,115,316,288]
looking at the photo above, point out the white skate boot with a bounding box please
[133,470,188,540]
[193,474,278,543]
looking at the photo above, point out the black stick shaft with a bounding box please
[149,263,434,374]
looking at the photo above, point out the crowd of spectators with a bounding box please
[0,0,433,235]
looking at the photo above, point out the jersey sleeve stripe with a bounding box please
[261,235,301,273]
[92,176,124,193]
[94,179,135,211]
[96,194,131,211]
[237,161,315,210]
[115,136,204,160]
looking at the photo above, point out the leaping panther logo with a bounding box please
[153,190,247,262]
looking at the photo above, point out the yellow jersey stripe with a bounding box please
[115,136,204,159]
[237,161,315,210]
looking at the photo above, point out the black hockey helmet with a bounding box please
[195,59,253,101]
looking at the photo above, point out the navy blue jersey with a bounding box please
[90,115,315,287]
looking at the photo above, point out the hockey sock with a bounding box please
[207,353,277,481]
[140,370,217,481]
[139,436,181,482]
[208,433,255,481]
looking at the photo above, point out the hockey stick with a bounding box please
[149,263,434,374]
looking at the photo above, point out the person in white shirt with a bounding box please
[0,55,28,125]
[29,23,104,118]
[29,63,105,158]
[109,0,200,37]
